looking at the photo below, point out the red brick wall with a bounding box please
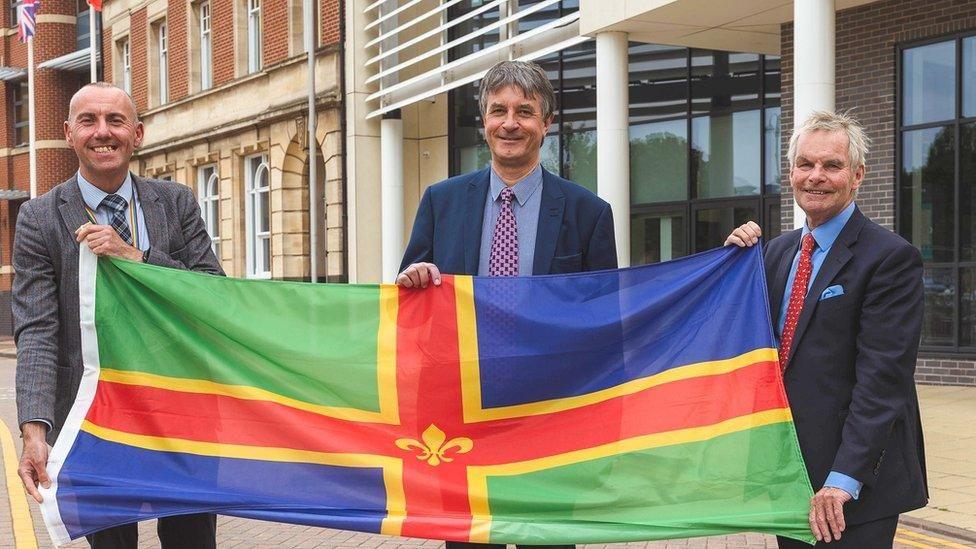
[130,8,149,110]
[212,0,235,85]
[102,27,114,88]
[168,0,189,101]
[321,0,339,46]
[263,0,289,65]
[781,0,976,386]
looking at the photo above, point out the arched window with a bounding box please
[245,154,271,278]
[197,164,220,258]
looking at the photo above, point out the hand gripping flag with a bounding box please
[17,0,38,43]
[40,245,816,546]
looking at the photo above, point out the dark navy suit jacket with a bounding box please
[765,207,928,525]
[400,167,617,275]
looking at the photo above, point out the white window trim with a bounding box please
[158,22,168,104]
[247,0,262,73]
[245,154,271,278]
[197,165,220,256]
[200,1,212,90]
[121,39,131,94]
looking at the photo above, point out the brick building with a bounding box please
[349,0,976,385]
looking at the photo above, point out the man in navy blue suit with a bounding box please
[397,61,616,549]
[727,111,927,547]
[397,60,617,290]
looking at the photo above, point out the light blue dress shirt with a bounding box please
[776,201,861,500]
[477,165,543,276]
[77,171,151,252]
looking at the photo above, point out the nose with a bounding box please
[808,164,826,182]
[501,110,519,131]
[92,117,111,138]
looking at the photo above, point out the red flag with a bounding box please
[87,0,101,11]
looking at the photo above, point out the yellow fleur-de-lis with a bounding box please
[395,424,473,466]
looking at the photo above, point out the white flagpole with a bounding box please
[305,0,318,283]
[27,35,37,199]
[89,8,97,82]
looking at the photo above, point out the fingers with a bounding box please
[808,488,848,543]
[18,448,49,504]
[395,263,442,289]
[724,221,763,248]
[828,496,845,540]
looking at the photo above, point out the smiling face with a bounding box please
[482,85,552,176]
[64,86,144,191]
[790,129,864,229]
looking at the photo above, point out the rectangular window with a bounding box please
[197,165,220,257]
[245,154,271,278]
[10,0,19,30]
[120,38,131,94]
[247,0,262,73]
[12,80,28,146]
[898,33,976,354]
[200,1,212,90]
[156,21,168,104]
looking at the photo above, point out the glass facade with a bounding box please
[898,34,976,354]
[449,28,782,266]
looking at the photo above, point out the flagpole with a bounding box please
[89,8,97,81]
[27,36,37,199]
[305,0,318,283]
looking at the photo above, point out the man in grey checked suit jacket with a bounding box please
[13,82,223,548]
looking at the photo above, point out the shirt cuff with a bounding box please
[23,418,53,432]
[824,471,862,500]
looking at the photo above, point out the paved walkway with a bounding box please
[0,344,973,547]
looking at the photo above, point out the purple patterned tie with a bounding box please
[488,187,519,276]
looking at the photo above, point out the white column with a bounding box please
[381,112,404,283]
[792,0,835,229]
[596,31,630,267]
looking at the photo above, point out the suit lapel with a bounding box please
[532,170,565,275]
[133,174,168,250]
[769,231,801,321]
[58,175,91,239]
[787,208,864,364]
[463,169,490,274]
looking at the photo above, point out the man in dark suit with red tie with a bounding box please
[726,110,927,547]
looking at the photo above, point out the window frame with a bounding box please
[199,1,212,90]
[247,0,262,73]
[244,153,271,278]
[120,38,131,94]
[197,164,220,257]
[156,20,168,104]
[896,31,976,357]
[11,80,28,146]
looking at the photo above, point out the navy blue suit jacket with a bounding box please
[765,207,927,525]
[400,168,617,275]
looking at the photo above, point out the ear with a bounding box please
[63,120,72,146]
[542,115,554,135]
[134,121,145,148]
[851,163,865,192]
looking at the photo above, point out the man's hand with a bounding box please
[75,223,142,261]
[724,221,762,248]
[809,486,851,542]
[18,422,50,503]
[396,263,442,288]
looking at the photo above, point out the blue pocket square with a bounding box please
[820,285,845,301]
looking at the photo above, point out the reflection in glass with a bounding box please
[695,204,758,253]
[765,199,782,242]
[963,124,976,261]
[691,50,761,116]
[458,143,491,173]
[630,119,688,204]
[764,55,781,104]
[900,126,954,262]
[561,41,596,132]
[965,38,976,117]
[692,110,761,198]
[922,267,955,347]
[541,133,559,174]
[963,268,976,348]
[629,44,689,123]
[764,107,782,194]
[563,130,597,194]
[902,41,955,125]
[631,210,686,265]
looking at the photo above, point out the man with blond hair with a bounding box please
[726,110,927,547]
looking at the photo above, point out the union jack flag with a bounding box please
[17,0,38,43]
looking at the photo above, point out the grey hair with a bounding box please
[478,61,556,121]
[68,82,140,122]
[787,110,870,171]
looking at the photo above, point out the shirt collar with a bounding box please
[77,171,134,212]
[802,201,856,252]
[489,164,543,207]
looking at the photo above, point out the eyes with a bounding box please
[796,159,845,171]
[74,114,129,127]
[487,106,539,119]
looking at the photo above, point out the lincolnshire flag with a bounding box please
[40,244,815,546]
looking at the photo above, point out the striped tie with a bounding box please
[101,193,132,245]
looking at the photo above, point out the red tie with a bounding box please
[779,233,816,371]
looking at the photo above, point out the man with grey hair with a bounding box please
[726,111,927,547]
[14,82,222,548]
[396,60,615,549]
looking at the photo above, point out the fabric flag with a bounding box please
[17,0,38,43]
[87,0,101,12]
[40,244,816,546]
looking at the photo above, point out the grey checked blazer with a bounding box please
[13,174,224,444]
